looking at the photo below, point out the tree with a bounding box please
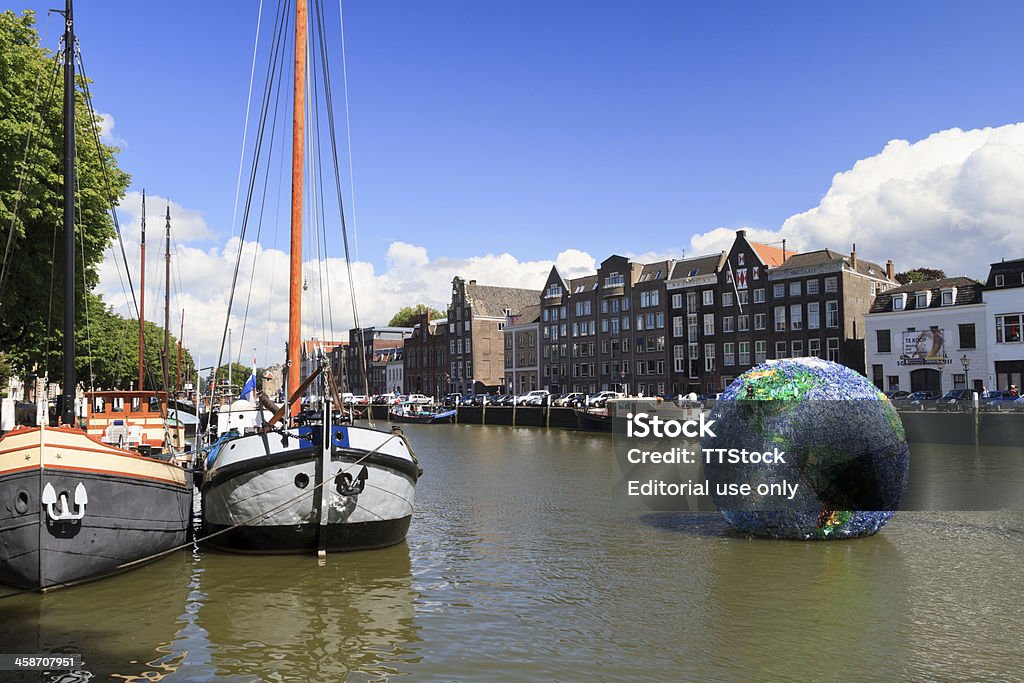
[388,304,444,327]
[0,11,130,379]
[894,268,947,285]
[208,363,255,388]
[0,351,11,393]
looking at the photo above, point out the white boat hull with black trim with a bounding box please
[200,423,419,553]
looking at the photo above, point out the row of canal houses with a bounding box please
[326,230,1021,398]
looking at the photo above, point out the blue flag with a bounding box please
[241,370,256,400]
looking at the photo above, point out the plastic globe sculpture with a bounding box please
[702,357,910,540]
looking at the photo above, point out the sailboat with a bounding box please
[199,0,421,554]
[0,0,193,591]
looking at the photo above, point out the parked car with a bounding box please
[442,393,462,407]
[496,394,517,406]
[348,395,369,405]
[980,390,1016,411]
[406,394,432,405]
[517,389,550,406]
[885,390,910,401]
[584,391,622,408]
[904,391,939,410]
[554,392,585,407]
[934,389,974,411]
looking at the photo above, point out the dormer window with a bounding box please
[995,274,1005,287]
[940,288,956,306]
[915,291,930,308]
[605,272,624,288]
[892,294,906,311]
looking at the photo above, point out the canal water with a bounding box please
[2,425,1023,681]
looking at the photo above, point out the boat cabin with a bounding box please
[85,390,185,453]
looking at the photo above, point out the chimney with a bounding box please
[851,243,858,270]
[469,279,477,286]
[736,229,747,238]
[782,239,787,264]
[886,259,895,280]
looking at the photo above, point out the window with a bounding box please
[704,314,715,335]
[775,341,787,359]
[637,314,644,331]
[825,300,839,328]
[806,279,819,295]
[754,313,766,330]
[723,292,734,307]
[753,288,765,304]
[704,343,716,372]
[673,316,684,337]
[686,292,698,313]
[687,314,698,339]
[887,375,899,391]
[703,290,714,306]
[457,339,463,354]
[464,320,470,332]
[809,338,821,358]
[610,318,620,335]
[825,277,838,293]
[673,345,685,372]
[724,342,735,366]
[450,340,456,354]
[893,295,905,311]
[877,329,892,353]
[959,323,976,349]
[790,304,802,330]
[739,341,750,365]
[915,291,930,308]
[655,312,664,329]
[773,283,785,298]
[738,315,749,332]
[622,316,630,331]
[872,365,884,390]
[601,299,609,314]
[738,290,749,306]
[995,274,1005,287]
[754,340,766,363]
[827,338,840,362]
[940,289,955,306]
[807,302,820,330]
[790,281,801,297]
[953,373,966,390]
[774,306,786,331]
[791,340,803,357]
[466,339,472,354]
[723,316,734,333]
[545,283,563,298]
[672,293,683,309]
[996,314,1022,343]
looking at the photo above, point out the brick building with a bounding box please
[403,313,449,398]
[346,327,413,396]
[446,276,541,394]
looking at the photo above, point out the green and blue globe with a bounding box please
[703,357,910,540]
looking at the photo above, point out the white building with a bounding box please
[983,258,1024,391]
[865,277,987,394]
[385,353,404,396]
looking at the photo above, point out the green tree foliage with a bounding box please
[895,267,947,285]
[0,10,130,379]
[0,351,12,392]
[388,304,444,328]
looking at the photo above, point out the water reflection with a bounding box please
[194,544,419,681]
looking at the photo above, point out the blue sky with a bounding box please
[11,0,1024,361]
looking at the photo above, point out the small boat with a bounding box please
[389,403,456,424]
[575,407,613,431]
[0,1,192,591]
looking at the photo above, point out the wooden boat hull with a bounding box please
[0,426,193,591]
[200,424,419,554]
[388,408,455,424]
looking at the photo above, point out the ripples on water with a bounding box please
[1,425,1023,681]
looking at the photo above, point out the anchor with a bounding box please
[42,482,88,522]
[335,466,368,496]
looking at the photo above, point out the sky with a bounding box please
[10,0,1024,368]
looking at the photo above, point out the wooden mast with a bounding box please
[288,0,307,418]
[176,309,184,394]
[139,190,146,391]
[60,0,76,426]
[163,205,171,395]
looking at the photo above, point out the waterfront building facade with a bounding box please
[403,313,449,398]
[865,277,987,394]
[384,348,404,396]
[503,306,541,395]
[665,251,728,395]
[446,276,541,394]
[346,327,413,395]
[983,258,1024,391]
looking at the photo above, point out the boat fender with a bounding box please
[335,466,368,496]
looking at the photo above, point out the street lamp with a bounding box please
[961,354,970,393]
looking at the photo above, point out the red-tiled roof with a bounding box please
[749,241,793,267]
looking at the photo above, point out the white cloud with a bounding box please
[689,123,1024,278]
[116,191,215,243]
[97,230,605,369]
[96,111,126,147]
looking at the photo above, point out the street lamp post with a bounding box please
[961,354,970,392]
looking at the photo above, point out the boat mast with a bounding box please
[176,309,184,394]
[60,0,77,427]
[288,0,308,419]
[163,205,171,395]
[139,190,146,390]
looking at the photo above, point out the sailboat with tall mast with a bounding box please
[0,0,193,591]
[200,0,421,554]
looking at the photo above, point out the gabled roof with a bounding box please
[777,249,891,280]
[637,260,671,284]
[507,304,541,327]
[466,282,542,317]
[749,241,791,267]
[985,257,1024,289]
[869,277,983,313]
[567,274,598,294]
[668,252,726,279]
